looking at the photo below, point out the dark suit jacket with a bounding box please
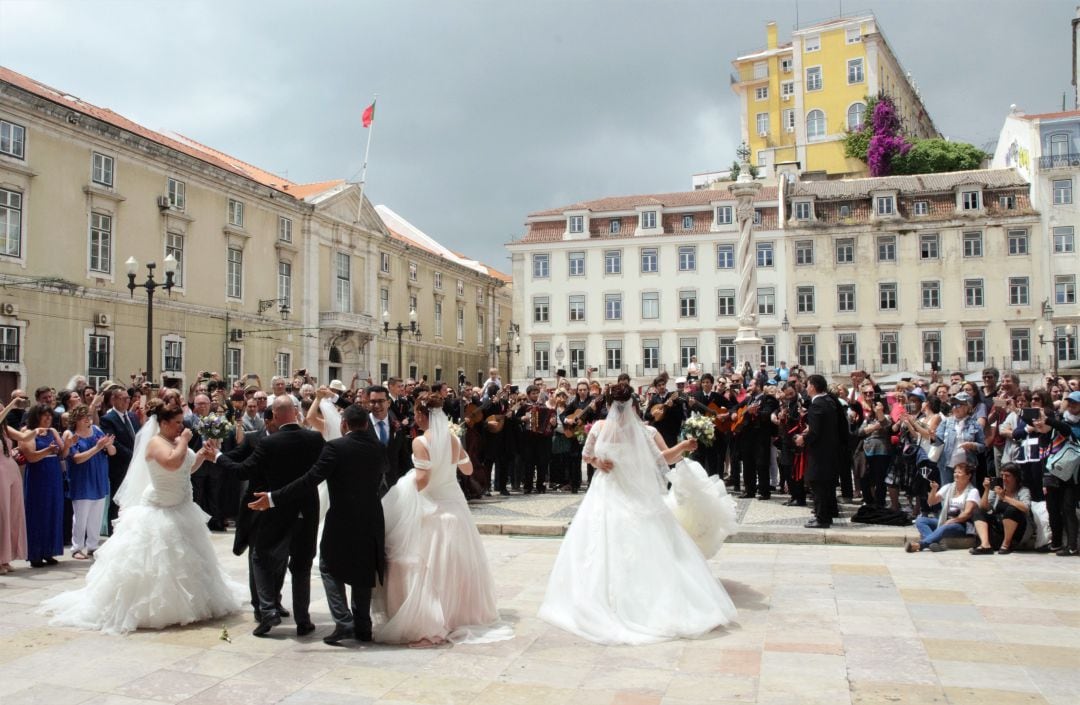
[273,429,386,586]
[216,424,325,551]
[100,408,139,474]
[804,394,840,483]
[370,411,412,496]
[225,427,268,555]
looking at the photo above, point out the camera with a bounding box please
[508,385,519,394]
[990,477,1004,489]
[1021,408,1040,424]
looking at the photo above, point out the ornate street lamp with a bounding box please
[126,254,177,383]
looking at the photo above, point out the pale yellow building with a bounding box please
[0,66,508,397]
[731,14,938,179]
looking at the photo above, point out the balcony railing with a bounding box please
[1039,153,1080,169]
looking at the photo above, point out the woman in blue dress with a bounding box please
[19,404,71,567]
[63,405,114,559]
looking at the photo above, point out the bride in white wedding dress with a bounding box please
[538,382,738,645]
[41,400,243,634]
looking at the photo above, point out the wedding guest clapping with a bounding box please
[63,405,114,559]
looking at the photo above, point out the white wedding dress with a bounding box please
[41,419,243,634]
[374,409,512,644]
[538,400,738,645]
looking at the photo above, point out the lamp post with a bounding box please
[383,308,421,379]
[494,322,520,385]
[1039,321,1074,379]
[126,254,176,383]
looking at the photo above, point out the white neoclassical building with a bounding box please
[507,187,786,386]
[509,165,1069,386]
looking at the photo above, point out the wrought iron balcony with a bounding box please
[1039,153,1080,169]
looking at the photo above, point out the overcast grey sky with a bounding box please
[0,0,1073,268]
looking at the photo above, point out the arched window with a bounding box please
[807,110,826,139]
[847,103,866,131]
[1050,132,1070,157]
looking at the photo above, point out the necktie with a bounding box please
[124,413,134,437]
[378,420,388,446]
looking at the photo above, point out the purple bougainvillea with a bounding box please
[866,96,911,177]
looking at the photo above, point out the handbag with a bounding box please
[1045,432,1080,483]
[920,435,943,463]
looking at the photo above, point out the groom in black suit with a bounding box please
[797,374,840,529]
[367,385,412,497]
[251,404,387,645]
[211,396,325,637]
[99,386,139,534]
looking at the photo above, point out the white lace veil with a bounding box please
[595,399,669,496]
[113,415,159,509]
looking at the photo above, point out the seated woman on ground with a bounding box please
[907,449,979,553]
[969,463,1031,555]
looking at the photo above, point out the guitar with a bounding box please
[731,398,762,434]
[462,402,484,428]
[649,392,680,422]
[562,395,602,438]
[686,396,732,433]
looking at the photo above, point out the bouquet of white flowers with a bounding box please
[195,412,234,442]
[447,421,467,439]
[680,413,715,448]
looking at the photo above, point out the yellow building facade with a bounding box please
[0,66,509,397]
[732,14,938,179]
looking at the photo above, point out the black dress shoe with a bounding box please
[323,627,354,645]
[253,614,281,637]
[804,519,832,529]
[739,493,755,499]
[296,621,316,637]
[357,631,373,642]
[277,605,290,618]
[44,557,58,565]
[498,490,510,497]
[30,559,46,568]
[759,494,771,501]
[783,499,798,506]
[206,520,227,532]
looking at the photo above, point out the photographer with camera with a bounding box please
[970,463,1031,554]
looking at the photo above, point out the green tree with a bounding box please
[729,160,759,181]
[891,139,987,175]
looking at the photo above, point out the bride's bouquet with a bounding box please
[447,421,467,439]
[195,412,234,442]
[680,413,715,447]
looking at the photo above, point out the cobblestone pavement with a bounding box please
[2,532,1078,704]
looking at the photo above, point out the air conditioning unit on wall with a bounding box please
[0,302,16,316]
[156,195,170,209]
[95,313,111,327]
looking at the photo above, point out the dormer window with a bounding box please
[682,214,694,230]
[913,200,929,216]
[640,210,657,229]
[568,215,584,233]
[715,205,733,225]
[610,218,621,234]
[961,190,982,211]
[839,205,851,218]
[875,195,896,216]
[793,201,812,221]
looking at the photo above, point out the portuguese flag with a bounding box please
[362,101,376,128]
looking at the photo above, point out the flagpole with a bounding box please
[356,93,377,224]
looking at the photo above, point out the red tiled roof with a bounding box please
[1016,109,1080,121]
[0,65,327,197]
[528,186,779,218]
[282,179,346,199]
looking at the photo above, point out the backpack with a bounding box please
[850,504,912,526]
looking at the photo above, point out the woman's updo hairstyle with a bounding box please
[147,398,183,423]
[413,391,453,417]
[609,382,634,404]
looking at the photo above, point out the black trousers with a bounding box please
[838,447,855,499]
[1046,481,1079,550]
[780,462,806,503]
[810,470,838,523]
[251,521,313,623]
[320,556,372,634]
[191,467,222,524]
[520,434,551,492]
[740,435,771,497]
[107,462,128,534]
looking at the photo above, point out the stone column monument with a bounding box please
[731,144,763,369]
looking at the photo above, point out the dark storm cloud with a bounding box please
[0,0,1071,265]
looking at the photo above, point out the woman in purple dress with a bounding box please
[19,404,71,567]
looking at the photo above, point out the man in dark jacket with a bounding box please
[251,404,386,644]
[798,374,841,528]
[210,396,324,637]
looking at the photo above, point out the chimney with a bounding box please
[766,21,778,50]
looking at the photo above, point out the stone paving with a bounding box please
[2,530,1079,704]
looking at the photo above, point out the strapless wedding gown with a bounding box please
[539,425,738,645]
[375,435,511,644]
[41,450,243,634]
